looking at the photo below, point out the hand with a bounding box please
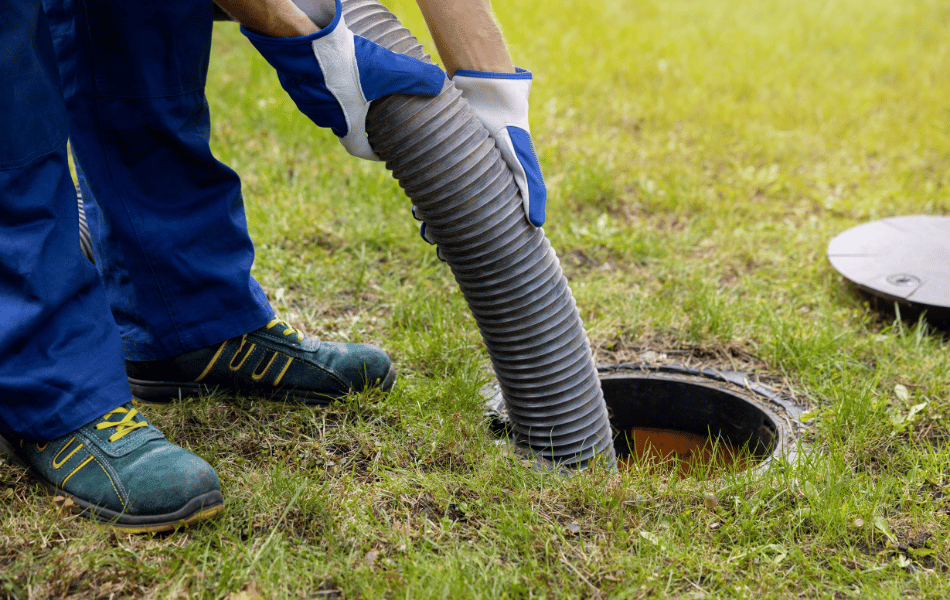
[451,68,547,227]
[412,205,444,261]
[242,0,445,160]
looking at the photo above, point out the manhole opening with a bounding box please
[487,364,804,476]
[602,373,779,477]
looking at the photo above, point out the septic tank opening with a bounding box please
[486,363,805,476]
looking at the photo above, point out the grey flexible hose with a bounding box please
[342,0,616,469]
[78,1,616,468]
[77,186,95,264]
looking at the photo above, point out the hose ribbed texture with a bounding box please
[77,186,95,264]
[343,0,616,469]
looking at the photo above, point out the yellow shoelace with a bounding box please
[95,406,149,442]
[266,318,304,342]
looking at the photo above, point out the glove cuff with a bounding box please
[452,67,533,81]
[240,0,343,76]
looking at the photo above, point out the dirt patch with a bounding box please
[592,338,814,413]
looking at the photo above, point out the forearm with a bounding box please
[414,0,514,76]
[215,0,335,36]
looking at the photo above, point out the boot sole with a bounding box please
[1,435,224,533]
[51,489,225,534]
[129,365,397,406]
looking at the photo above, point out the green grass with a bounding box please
[3,0,950,597]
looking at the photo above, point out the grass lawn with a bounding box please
[3,0,949,597]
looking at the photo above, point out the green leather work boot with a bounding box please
[127,319,397,405]
[0,403,223,533]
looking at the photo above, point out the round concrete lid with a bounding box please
[828,215,950,324]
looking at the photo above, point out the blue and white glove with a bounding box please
[452,68,547,227]
[411,205,445,261]
[242,0,445,160]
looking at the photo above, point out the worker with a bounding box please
[1,0,545,531]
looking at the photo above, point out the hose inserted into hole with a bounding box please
[343,0,616,469]
[78,1,617,469]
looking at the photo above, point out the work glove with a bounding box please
[412,67,547,258]
[452,67,547,227]
[241,0,445,160]
[412,205,444,261]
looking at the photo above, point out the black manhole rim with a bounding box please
[486,363,806,474]
[598,363,804,473]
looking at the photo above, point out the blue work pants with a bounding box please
[0,0,129,439]
[43,0,273,362]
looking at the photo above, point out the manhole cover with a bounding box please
[828,215,950,328]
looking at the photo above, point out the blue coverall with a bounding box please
[1,0,273,440]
